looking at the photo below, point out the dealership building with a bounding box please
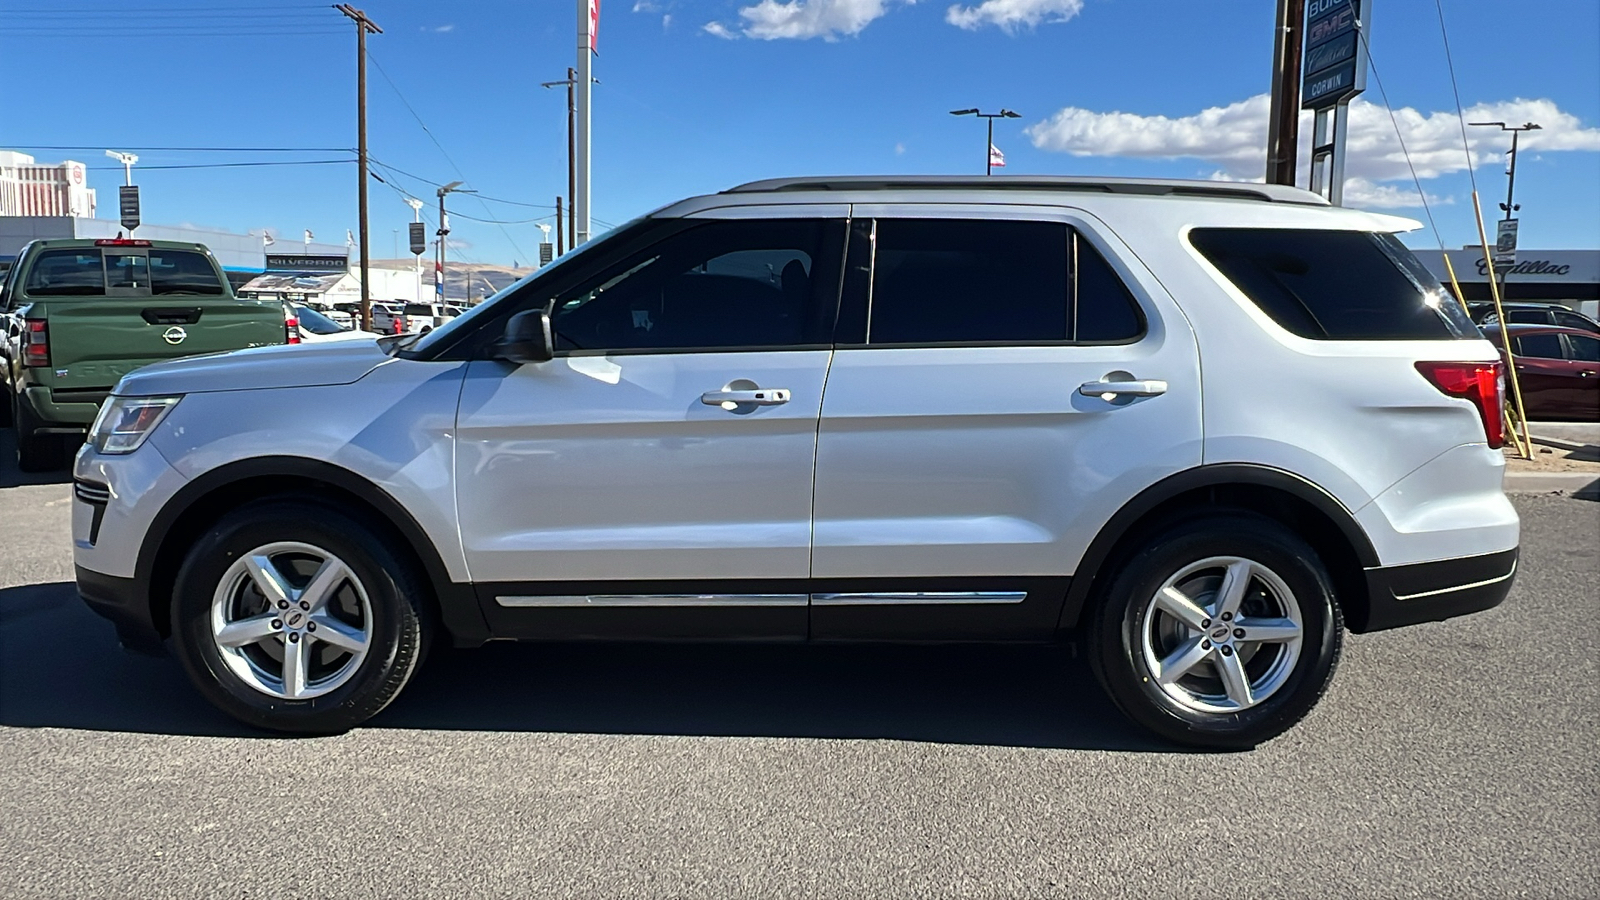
[1412,249,1597,319]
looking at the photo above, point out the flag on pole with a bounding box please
[435,260,444,296]
[589,0,600,51]
[989,144,1006,168]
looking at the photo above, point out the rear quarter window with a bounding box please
[23,249,105,296]
[148,250,224,295]
[1189,228,1477,340]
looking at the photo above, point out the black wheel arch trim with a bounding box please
[1055,463,1379,632]
[136,456,489,647]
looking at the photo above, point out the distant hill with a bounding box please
[371,259,534,304]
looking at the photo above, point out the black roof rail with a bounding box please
[722,175,1330,206]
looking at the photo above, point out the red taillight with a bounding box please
[93,238,152,247]
[285,315,301,344]
[1416,360,1505,449]
[22,318,49,368]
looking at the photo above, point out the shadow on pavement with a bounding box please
[0,429,77,488]
[0,581,1165,751]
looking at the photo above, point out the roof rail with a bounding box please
[723,175,1330,206]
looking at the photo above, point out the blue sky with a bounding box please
[3,0,1596,266]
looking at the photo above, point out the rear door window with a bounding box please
[1189,228,1477,340]
[1565,334,1599,362]
[23,249,105,296]
[859,219,1143,346]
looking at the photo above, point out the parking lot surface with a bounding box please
[1,440,1596,899]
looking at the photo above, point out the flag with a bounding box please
[304,229,314,244]
[989,144,1006,168]
[589,0,600,51]
[435,260,444,296]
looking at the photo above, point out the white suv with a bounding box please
[72,176,1518,748]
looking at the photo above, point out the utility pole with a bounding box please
[335,4,382,331]
[575,0,596,245]
[1265,0,1305,185]
[555,196,565,256]
[1470,121,1542,304]
[541,68,579,253]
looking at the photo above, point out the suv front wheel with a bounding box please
[170,499,432,734]
[1087,514,1343,750]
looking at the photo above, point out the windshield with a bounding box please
[294,305,347,335]
[404,216,647,356]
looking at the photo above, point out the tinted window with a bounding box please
[553,219,838,351]
[869,219,1068,344]
[1073,233,1143,342]
[1555,311,1597,332]
[105,252,149,289]
[24,249,105,296]
[149,250,224,295]
[1506,309,1548,324]
[1515,334,1563,359]
[1189,229,1474,340]
[1566,334,1600,362]
[404,304,434,315]
[294,305,346,335]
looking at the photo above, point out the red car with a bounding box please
[1483,324,1600,422]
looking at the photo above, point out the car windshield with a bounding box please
[403,216,647,356]
[294,305,347,335]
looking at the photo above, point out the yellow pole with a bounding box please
[1471,191,1533,458]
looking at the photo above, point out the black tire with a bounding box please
[12,388,65,472]
[1086,514,1343,751]
[169,498,432,734]
[0,375,13,427]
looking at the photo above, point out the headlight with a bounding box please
[88,395,182,455]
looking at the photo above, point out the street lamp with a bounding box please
[1468,121,1541,221]
[103,150,138,186]
[405,197,425,305]
[949,108,1021,175]
[436,181,473,305]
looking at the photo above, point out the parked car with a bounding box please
[1483,324,1600,421]
[291,304,377,344]
[72,175,1518,749]
[1469,301,1600,335]
[368,302,404,334]
[1,237,285,471]
[394,302,463,334]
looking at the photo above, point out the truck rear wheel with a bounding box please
[12,390,65,472]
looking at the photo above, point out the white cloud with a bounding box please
[706,0,908,41]
[632,1,660,10]
[1025,93,1600,209]
[895,142,907,155]
[703,20,738,38]
[425,24,455,33]
[946,0,1082,32]
[663,13,673,28]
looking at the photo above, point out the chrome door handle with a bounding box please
[1079,379,1168,398]
[701,388,791,406]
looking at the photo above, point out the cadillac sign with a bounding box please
[1302,0,1368,110]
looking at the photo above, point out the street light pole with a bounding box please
[406,197,424,306]
[436,181,471,308]
[103,150,138,186]
[949,108,1021,175]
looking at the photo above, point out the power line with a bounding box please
[6,145,352,153]
[87,159,350,171]
[367,51,530,262]
[1347,18,1446,253]
[1433,0,1481,197]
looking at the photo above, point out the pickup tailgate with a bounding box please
[48,299,285,391]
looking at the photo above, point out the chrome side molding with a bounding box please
[496,591,1029,608]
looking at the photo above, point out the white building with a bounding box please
[0,151,96,218]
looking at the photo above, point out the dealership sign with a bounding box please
[1417,250,1600,285]
[265,254,349,272]
[1302,0,1368,109]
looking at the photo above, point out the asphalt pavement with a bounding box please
[1,438,1596,899]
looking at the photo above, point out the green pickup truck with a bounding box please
[1,237,287,471]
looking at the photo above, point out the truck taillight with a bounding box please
[1416,361,1504,449]
[285,315,300,344]
[22,318,49,368]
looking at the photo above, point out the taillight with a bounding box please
[285,314,300,344]
[1416,361,1504,449]
[22,318,49,368]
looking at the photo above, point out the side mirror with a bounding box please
[497,309,554,364]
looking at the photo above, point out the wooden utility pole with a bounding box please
[555,196,565,256]
[540,68,579,255]
[336,4,382,330]
[1265,0,1305,185]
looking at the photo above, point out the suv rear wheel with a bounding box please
[1087,514,1343,750]
[169,499,431,734]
